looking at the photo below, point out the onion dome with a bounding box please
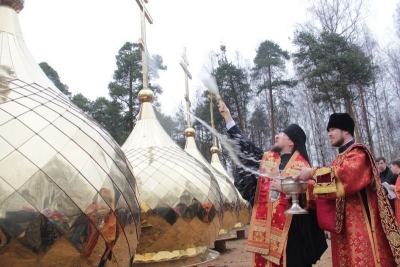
[210,146,251,228]
[0,5,140,266]
[184,130,240,237]
[0,0,24,13]
[122,91,223,265]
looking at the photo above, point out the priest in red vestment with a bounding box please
[218,101,327,267]
[295,113,400,267]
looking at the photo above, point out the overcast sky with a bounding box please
[18,0,398,116]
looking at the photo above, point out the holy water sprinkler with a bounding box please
[200,73,222,102]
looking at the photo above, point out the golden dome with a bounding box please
[122,101,223,265]
[185,132,240,235]
[184,127,195,137]
[210,150,252,227]
[210,146,219,154]
[138,88,154,103]
[0,5,141,266]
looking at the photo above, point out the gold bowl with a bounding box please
[281,176,308,215]
[281,176,308,194]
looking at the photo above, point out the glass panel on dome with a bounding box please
[0,98,30,117]
[18,170,61,213]
[0,192,39,239]
[108,162,127,192]
[61,111,84,130]
[68,175,97,213]
[0,150,39,190]
[0,119,35,148]
[80,158,108,191]
[0,111,13,126]
[18,135,57,169]
[38,124,70,151]
[0,177,15,205]
[66,211,88,252]
[43,192,80,234]
[0,136,14,161]
[73,130,97,155]
[59,140,91,171]
[42,153,77,183]
[15,96,41,110]
[18,110,50,133]
[32,105,59,123]
[39,236,82,264]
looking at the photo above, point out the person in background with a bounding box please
[294,113,399,267]
[376,156,396,210]
[387,158,400,224]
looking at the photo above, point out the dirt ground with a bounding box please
[198,226,332,267]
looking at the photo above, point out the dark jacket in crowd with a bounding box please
[380,166,396,211]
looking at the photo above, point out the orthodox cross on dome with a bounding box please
[135,0,153,89]
[180,47,193,128]
[209,92,217,147]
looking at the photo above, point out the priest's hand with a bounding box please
[270,178,282,192]
[293,167,312,181]
[218,100,233,125]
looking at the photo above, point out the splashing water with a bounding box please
[184,108,265,179]
[200,73,219,96]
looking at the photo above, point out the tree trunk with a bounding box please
[229,76,246,134]
[346,99,361,142]
[372,84,385,157]
[129,79,134,133]
[308,89,327,165]
[268,67,275,146]
[358,86,374,154]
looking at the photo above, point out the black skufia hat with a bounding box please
[282,124,309,164]
[326,113,354,136]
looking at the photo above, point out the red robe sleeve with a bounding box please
[312,147,373,199]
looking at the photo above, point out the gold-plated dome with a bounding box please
[185,132,240,236]
[138,88,154,103]
[210,146,219,154]
[184,127,195,137]
[0,0,24,13]
[210,146,252,228]
[122,97,223,265]
[0,5,141,266]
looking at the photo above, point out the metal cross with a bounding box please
[180,47,193,128]
[135,0,153,89]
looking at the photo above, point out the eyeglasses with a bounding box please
[275,132,286,138]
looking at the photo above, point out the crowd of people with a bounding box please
[218,100,400,267]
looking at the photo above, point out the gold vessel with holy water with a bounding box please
[281,176,309,214]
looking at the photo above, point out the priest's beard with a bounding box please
[331,136,345,147]
[270,144,282,153]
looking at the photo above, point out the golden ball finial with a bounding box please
[1,0,24,12]
[185,128,195,137]
[210,146,219,154]
[138,88,154,103]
